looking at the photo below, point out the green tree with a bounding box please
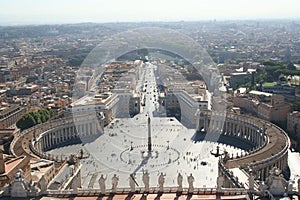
[16,108,54,131]
[16,113,36,130]
[287,62,296,70]
[38,110,47,122]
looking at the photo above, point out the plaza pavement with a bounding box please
[48,63,245,190]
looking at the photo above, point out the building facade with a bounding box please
[287,111,300,138]
[233,91,291,125]
[0,105,26,129]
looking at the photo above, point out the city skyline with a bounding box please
[0,16,300,198]
[0,0,300,25]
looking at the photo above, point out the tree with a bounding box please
[16,108,54,131]
[287,62,296,70]
[16,113,36,130]
[38,110,47,123]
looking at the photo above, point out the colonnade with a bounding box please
[27,108,289,185]
[253,154,288,181]
[196,111,290,182]
[32,114,105,153]
[197,111,267,149]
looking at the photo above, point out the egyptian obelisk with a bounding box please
[147,117,152,152]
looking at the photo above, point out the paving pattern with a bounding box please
[48,63,245,190]
[48,116,245,189]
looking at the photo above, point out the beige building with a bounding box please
[0,105,26,129]
[30,158,56,188]
[0,128,20,153]
[233,91,291,125]
[287,111,300,138]
[158,89,208,128]
[68,91,140,125]
[0,152,31,187]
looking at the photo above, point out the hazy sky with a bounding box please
[0,0,300,25]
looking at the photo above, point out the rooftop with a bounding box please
[249,90,273,97]
[2,156,27,175]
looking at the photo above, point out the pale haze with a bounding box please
[0,0,300,25]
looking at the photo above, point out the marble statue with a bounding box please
[99,174,107,194]
[27,181,40,197]
[143,170,150,192]
[248,172,255,191]
[187,173,194,193]
[287,180,294,193]
[158,172,165,192]
[111,174,119,193]
[129,173,136,192]
[177,173,183,192]
[259,181,268,193]
[217,175,224,192]
[265,167,274,185]
[10,169,28,198]
[72,176,79,192]
[266,167,288,196]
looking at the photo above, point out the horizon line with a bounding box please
[1,17,300,27]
